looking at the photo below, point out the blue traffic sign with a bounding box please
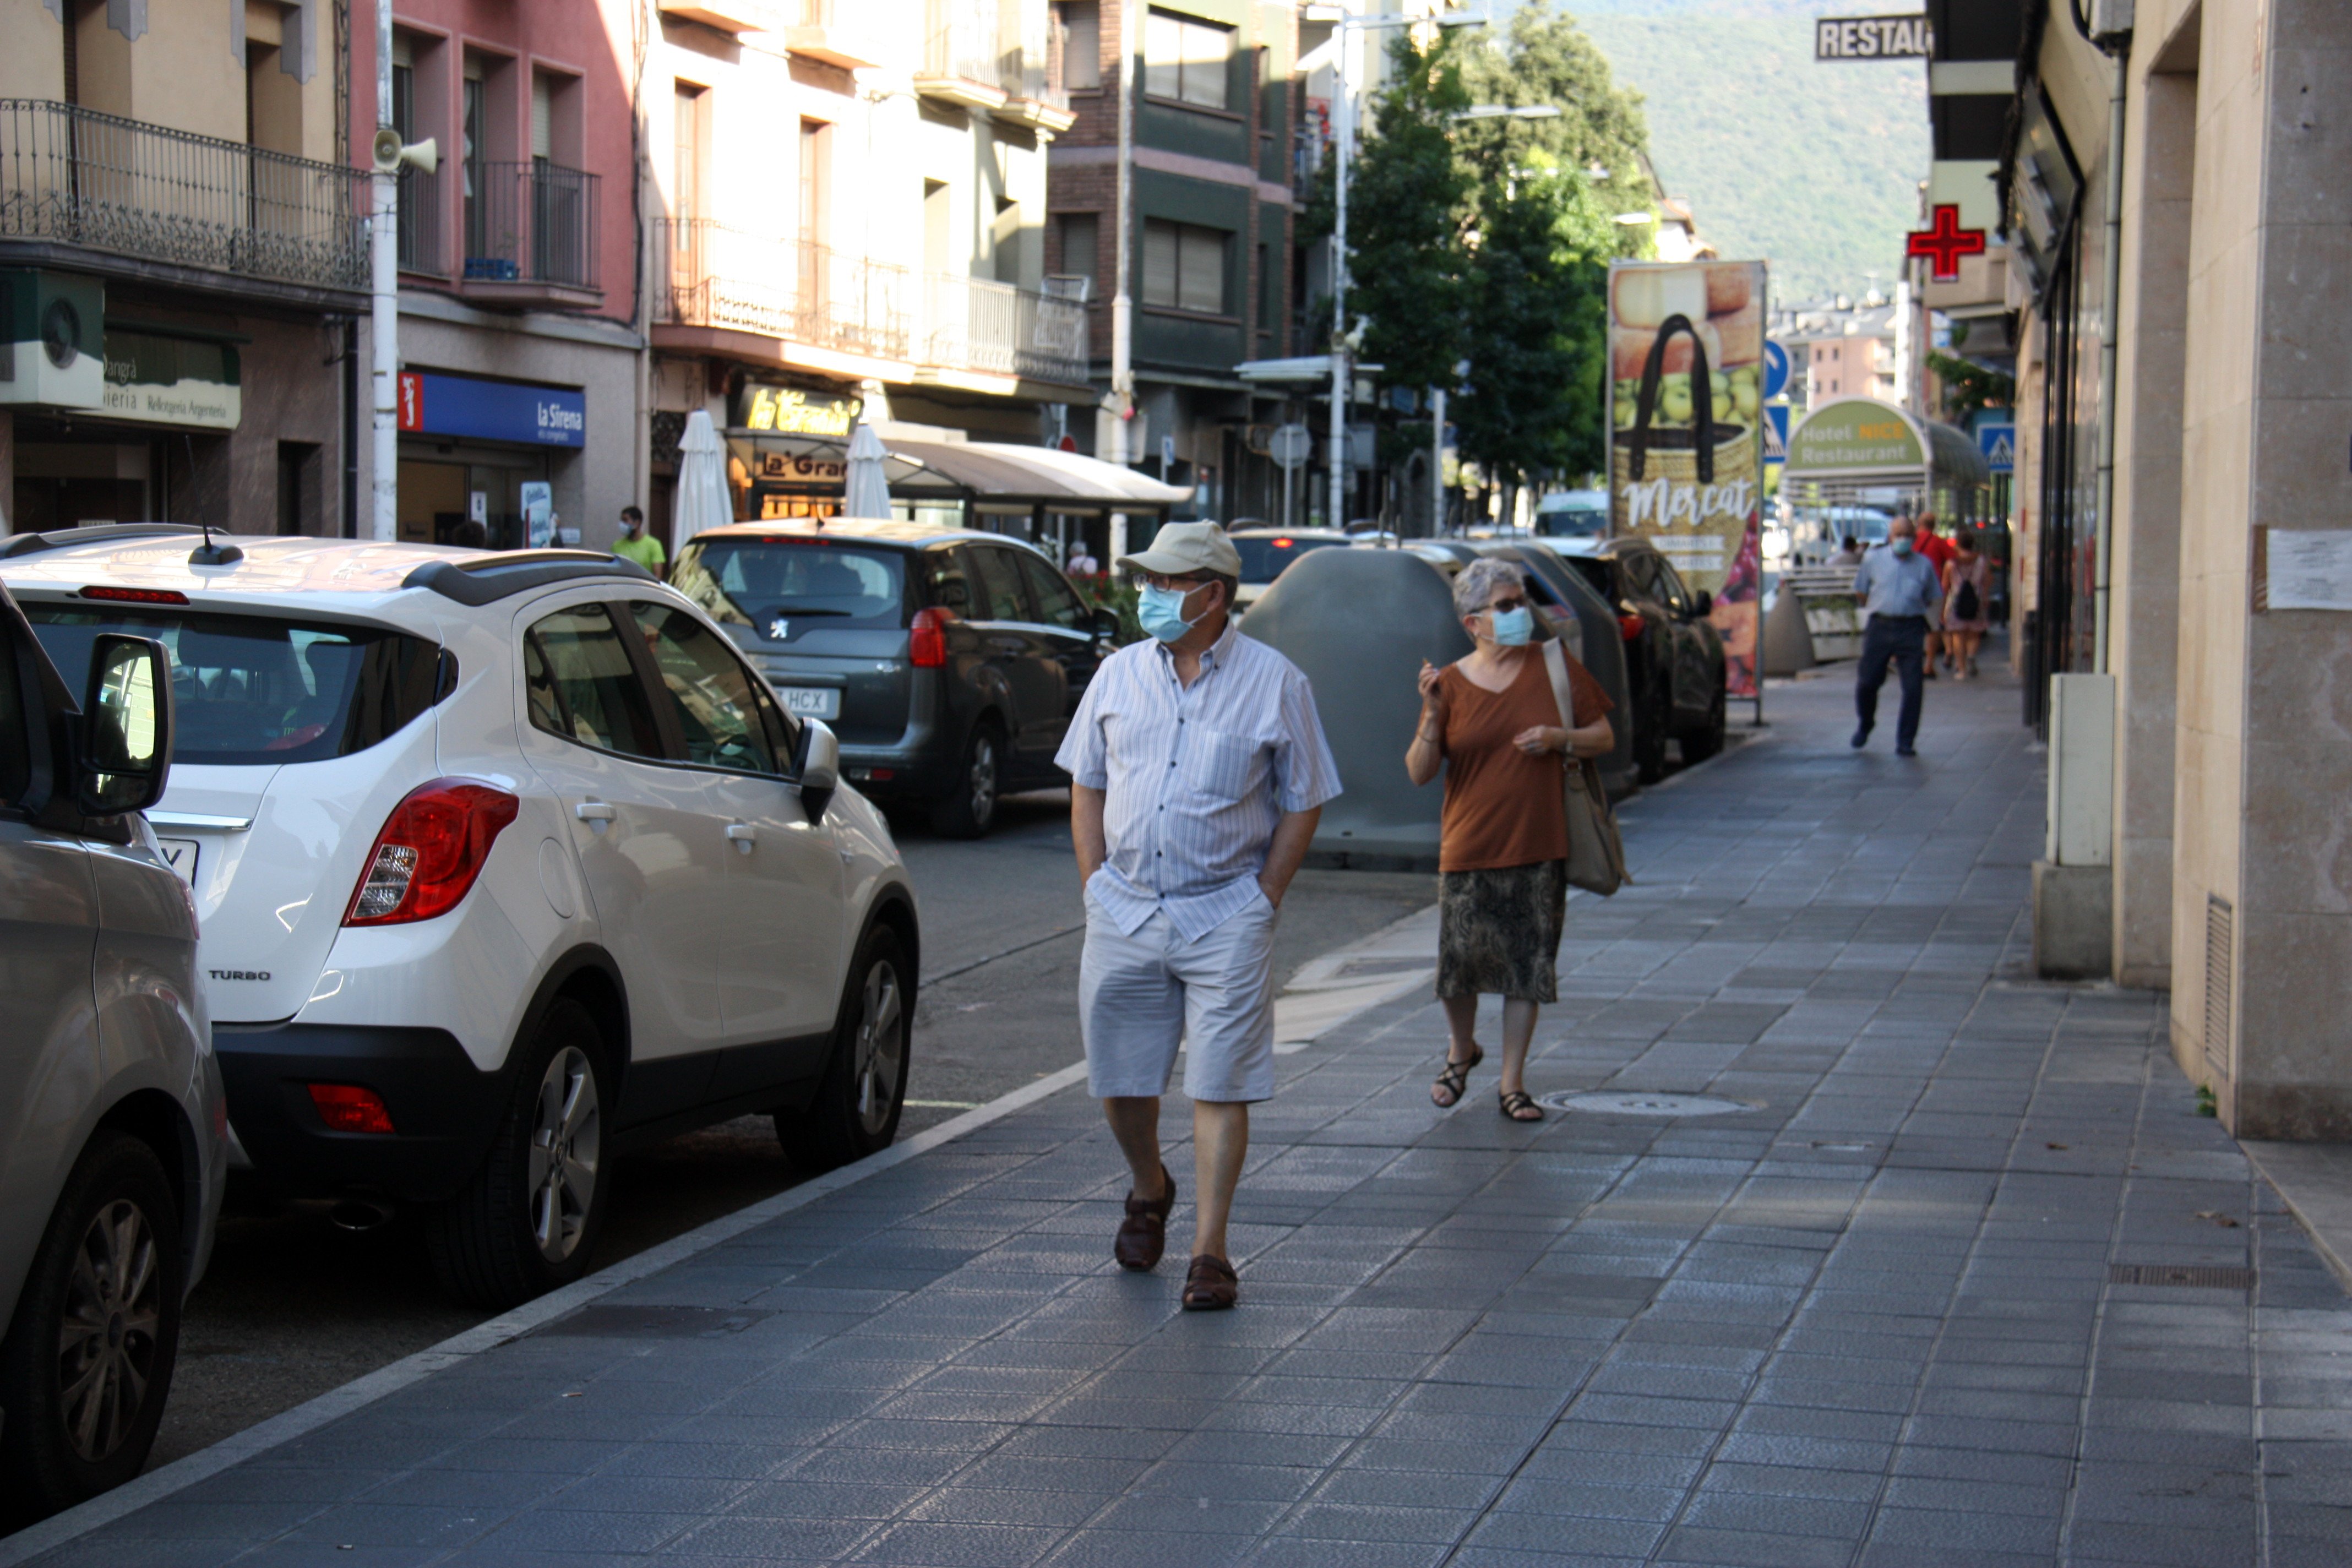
[1977,421,2015,474]
[1763,404,1789,465]
[1762,341,1790,402]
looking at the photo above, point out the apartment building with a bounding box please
[1946,0,2352,1138]
[646,0,1091,542]
[1,0,362,537]
[1770,293,1900,410]
[1046,0,1299,522]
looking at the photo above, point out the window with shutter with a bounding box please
[1178,226,1223,313]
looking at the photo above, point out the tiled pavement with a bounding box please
[25,669,2352,1568]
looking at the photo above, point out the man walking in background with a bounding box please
[1851,515,1942,759]
[612,504,665,578]
[1057,521,1341,1312]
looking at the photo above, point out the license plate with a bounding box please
[157,838,199,884]
[778,686,840,720]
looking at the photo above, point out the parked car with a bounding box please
[2,526,919,1311]
[0,569,223,1525]
[1229,527,1352,614]
[1549,536,1728,781]
[1533,488,1610,541]
[671,521,1118,838]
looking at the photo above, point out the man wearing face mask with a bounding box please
[1850,515,1943,758]
[1055,521,1342,1311]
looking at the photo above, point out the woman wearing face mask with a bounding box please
[1404,559,1614,1121]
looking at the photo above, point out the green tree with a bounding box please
[1334,34,1472,395]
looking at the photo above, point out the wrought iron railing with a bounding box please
[922,271,1088,386]
[0,99,366,291]
[657,219,1088,385]
[657,221,912,363]
[463,159,600,290]
[395,162,442,275]
[922,0,1019,88]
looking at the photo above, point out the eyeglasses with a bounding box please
[1484,596,1529,614]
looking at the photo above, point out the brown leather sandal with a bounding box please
[1182,1253,1238,1311]
[1114,1166,1175,1271]
[1431,1043,1485,1109]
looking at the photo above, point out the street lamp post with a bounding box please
[1304,4,1508,534]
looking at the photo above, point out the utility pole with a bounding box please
[1429,385,1445,536]
[1107,0,1138,567]
[369,0,397,541]
[1326,11,1353,534]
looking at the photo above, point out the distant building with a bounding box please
[1769,295,1899,411]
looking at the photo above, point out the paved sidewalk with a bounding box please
[21,671,2352,1568]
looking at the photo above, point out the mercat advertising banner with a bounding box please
[1607,258,1768,699]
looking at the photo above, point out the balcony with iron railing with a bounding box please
[784,0,885,68]
[0,98,367,302]
[916,1,1015,111]
[460,158,602,309]
[920,271,1088,388]
[655,220,912,368]
[654,219,1091,389]
[395,163,443,276]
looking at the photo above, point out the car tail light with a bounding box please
[1618,614,1646,642]
[80,585,189,605]
[308,1083,395,1134]
[343,778,519,926]
[910,607,952,668]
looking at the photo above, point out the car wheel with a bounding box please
[427,999,610,1310]
[1682,688,1728,763]
[0,1132,183,1528]
[1633,680,1672,785]
[775,924,911,1173]
[928,721,1001,839]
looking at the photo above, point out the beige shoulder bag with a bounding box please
[1542,640,1630,897]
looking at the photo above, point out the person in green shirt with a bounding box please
[612,504,666,578]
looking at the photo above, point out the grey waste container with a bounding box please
[1242,545,1469,870]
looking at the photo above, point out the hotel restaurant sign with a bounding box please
[1814,14,1932,60]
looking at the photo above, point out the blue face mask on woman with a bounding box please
[1485,605,1534,646]
[1137,581,1200,643]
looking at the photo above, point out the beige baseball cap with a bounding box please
[1116,520,1242,579]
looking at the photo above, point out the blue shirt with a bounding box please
[1057,622,1343,942]
[1853,546,1943,623]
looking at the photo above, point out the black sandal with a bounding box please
[1431,1044,1484,1108]
[1499,1088,1545,1122]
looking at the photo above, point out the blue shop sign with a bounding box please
[398,371,586,448]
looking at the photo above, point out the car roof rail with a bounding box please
[401,549,653,607]
[0,523,206,559]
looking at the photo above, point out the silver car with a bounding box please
[0,564,222,1527]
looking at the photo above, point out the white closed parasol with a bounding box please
[672,409,734,551]
[842,422,891,521]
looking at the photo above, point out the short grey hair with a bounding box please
[1453,557,1527,619]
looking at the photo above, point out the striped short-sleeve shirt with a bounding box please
[1057,622,1343,943]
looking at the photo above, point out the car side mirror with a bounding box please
[77,633,173,816]
[1091,605,1119,640]
[797,717,839,821]
[1692,590,1714,618]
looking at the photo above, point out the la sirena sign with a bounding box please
[1814,14,1934,59]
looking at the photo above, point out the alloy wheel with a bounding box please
[967,734,998,826]
[853,959,906,1136]
[527,1046,601,1264]
[56,1199,162,1463]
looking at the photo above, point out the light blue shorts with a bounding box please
[1079,894,1279,1104]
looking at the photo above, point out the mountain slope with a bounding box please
[1570,2,1931,302]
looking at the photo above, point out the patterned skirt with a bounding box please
[1436,858,1568,1004]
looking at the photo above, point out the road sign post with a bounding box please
[1270,422,1312,533]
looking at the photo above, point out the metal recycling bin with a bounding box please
[1241,545,1471,871]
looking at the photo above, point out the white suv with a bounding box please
[1,527,920,1309]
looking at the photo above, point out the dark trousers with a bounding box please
[1855,614,1928,747]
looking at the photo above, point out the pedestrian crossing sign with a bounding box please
[1977,421,2015,473]
[1763,404,1789,465]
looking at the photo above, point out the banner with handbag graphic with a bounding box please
[1607,259,1769,699]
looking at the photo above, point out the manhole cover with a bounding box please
[1539,1090,1757,1118]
